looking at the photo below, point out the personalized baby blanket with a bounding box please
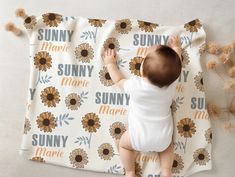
[19,12,212,177]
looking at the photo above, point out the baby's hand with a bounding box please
[101,49,117,65]
[168,35,181,48]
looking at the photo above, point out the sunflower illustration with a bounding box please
[103,37,120,51]
[194,72,205,92]
[81,113,101,133]
[98,143,114,160]
[42,13,62,27]
[137,20,158,32]
[74,43,94,63]
[129,57,144,76]
[23,118,31,134]
[65,93,81,110]
[109,122,126,140]
[24,15,37,29]
[40,86,61,107]
[31,156,45,163]
[34,51,52,71]
[181,48,190,68]
[115,19,132,34]
[205,128,212,144]
[99,66,114,86]
[184,19,202,32]
[69,148,89,168]
[172,153,184,174]
[36,112,56,132]
[88,18,106,27]
[177,118,196,138]
[193,148,210,166]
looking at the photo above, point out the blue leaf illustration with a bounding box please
[56,113,75,127]
[62,16,75,22]
[175,96,184,108]
[60,118,62,126]
[80,31,95,40]
[80,92,88,103]
[107,164,122,173]
[75,136,89,146]
[117,59,127,68]
[173,141,186,151]
[39,74,52,84]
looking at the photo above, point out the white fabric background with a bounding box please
[0,0,234,177]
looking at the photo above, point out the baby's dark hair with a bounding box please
[142,45,182,88]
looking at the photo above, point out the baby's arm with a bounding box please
[101,49,126,89]
[168,36,182,63]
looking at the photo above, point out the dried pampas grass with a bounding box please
[207,102,221,119]
[227,66,235,77]
[15,8,28,19]
[206,59,217,70]
[219,53,231,64]
[221,44,234,54]
[206,42,221,55]
[223,121,234,133]
[5,22,22,36]
[229,98,235,115]
[224,80,235,92]
[233,40,235,48]
[5,22,15,31]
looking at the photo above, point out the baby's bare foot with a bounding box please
[161,168,172,177]
[125,171,136,177]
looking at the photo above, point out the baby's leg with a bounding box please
[119,130,136,177]
[158,142,174,177]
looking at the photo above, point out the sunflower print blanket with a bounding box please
[20,12,212,177]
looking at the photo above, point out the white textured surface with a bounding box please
[0,0,234,177]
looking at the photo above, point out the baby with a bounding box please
[101,36,182,177]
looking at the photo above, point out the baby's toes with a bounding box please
[161,169,172,177]
[161,172,172,177]
[125,171,136,177]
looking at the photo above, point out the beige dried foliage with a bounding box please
[221,44,234,54]
[5,22,22,36]
[223,79,235,92]
[207,102,221,118]
[206,42,221,55]
[219,53,231,64]
[229,98,235,114]
[5,22,15,31]
[233,40,235,48]
[227,66,235,77]
[224,121,234,133]
[206,59,217,70]
[15,8,27,18]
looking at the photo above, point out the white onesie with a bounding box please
[123,75,178,152]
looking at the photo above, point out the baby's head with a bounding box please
[140,45,182,88]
